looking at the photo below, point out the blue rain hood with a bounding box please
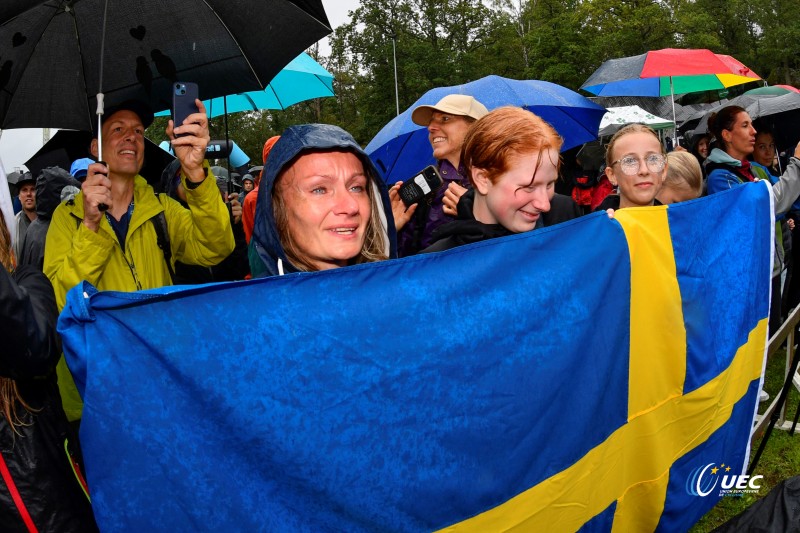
[251,124,397,276]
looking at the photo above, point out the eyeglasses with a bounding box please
[610,154,666,176]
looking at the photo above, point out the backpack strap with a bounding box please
[152,193,175,284]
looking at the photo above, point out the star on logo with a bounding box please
[725,466,731,472]
[711,466,719,474]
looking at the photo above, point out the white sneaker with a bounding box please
[759,390,769,402]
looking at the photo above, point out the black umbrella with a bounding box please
[24,130,175,186]
[0,1,331,130]
[746,93,800,149]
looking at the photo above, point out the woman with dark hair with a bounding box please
[0,214,98,531]
[689,132,711,193]
[706,105,800,338]
[689,133,710,169]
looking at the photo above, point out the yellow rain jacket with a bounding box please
[44,171,234,419]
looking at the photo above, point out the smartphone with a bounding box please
[172,81,199,136]
[399,165,444,208]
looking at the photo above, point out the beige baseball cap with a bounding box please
[411,94,489,126]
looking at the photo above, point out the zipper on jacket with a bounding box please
[120,245,143,291]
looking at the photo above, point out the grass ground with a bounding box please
[689,346,800,532]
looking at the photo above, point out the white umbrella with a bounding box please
[598,105,673,137]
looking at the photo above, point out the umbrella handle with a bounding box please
[95,93,108,212]
[96,160,109,212]
[96,93,105,162]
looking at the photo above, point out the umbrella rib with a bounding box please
[243,93,259,112]
[200,0,265,88]
[268,83,286,110]
[4,2,94,130]
[315,74,335,96]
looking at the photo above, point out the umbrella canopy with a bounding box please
[598,105,673,137]
[744,85,800,96]
[746,92,800,149]
[0,1,331,130]
[204,53,334,117]
[155,52,335,118]
[25,130,174,186]
[576,141,607,171]
[581,49,761,98]
[365,75,607,184]
[688,93,781,136]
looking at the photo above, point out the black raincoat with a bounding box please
[0,265,97,531]
[18,167,80,269]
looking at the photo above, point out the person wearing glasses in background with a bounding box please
[595,124,667,212]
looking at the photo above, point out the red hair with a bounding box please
[462,106,562,186]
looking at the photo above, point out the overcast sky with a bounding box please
[0,1,359,173]
[319,0,359,55]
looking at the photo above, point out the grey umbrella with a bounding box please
[689,94,781,136]
[746,92,800,149]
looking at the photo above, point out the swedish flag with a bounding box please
[59,182,771,531]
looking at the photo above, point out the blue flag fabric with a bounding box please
[59,182,772,532]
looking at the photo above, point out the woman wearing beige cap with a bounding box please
[392,94,488,256]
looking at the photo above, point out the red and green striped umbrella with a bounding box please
[581,49,761,97]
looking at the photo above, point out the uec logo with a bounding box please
[686,463,763,496]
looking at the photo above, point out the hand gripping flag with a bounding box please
[59,182,772,532]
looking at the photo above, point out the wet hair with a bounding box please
[0,214,14,273]
[272,150,388,272]
[707,106,747,151]
[664,151,702,198]
[461,106,563,187]
[605,124,663,167]
[0,215,37,435]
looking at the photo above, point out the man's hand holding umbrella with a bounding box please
[82,162,114,232]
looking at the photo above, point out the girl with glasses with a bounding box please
[595,124,667,212]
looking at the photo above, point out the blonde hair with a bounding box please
[0,215,36,434]
[273,151,388,272]
[605,123,663,167]
[665,152,703,198]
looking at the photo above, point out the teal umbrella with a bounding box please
[156,52,334,118]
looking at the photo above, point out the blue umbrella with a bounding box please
[364,75,607,184]
[156,52,334,118]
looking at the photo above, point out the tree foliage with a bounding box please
[150,0,800,160]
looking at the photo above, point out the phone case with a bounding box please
[399,165,444,207]
[172,82,199,135]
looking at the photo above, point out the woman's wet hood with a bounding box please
[251,124,397,277]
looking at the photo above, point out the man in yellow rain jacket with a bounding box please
[44,99,234,421]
